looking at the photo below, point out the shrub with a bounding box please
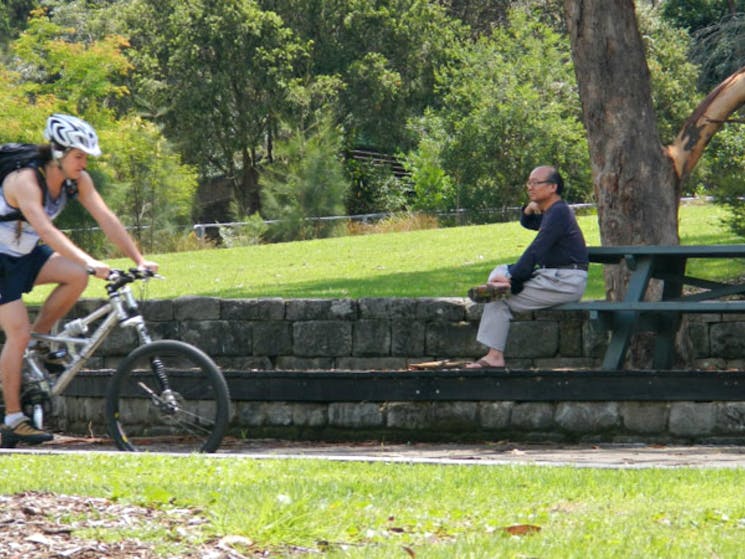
[346,212,439,235]
[262,119,349,242]
[218,214,269,248]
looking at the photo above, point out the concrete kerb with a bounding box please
[5,439,745,469]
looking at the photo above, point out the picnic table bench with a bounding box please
[557,244,745,370]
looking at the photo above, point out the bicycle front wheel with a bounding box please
[105,340,230,453]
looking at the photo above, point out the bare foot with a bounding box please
[465,358,505,369]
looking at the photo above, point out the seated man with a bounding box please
[467,166,588,368]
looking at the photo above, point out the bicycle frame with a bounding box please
[10,268,230,453]
[26,282,154,397]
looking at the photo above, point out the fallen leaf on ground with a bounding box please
[502,524,541,536]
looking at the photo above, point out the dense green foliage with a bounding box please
[0,7,198,251]
[661,0,745,89]
[655,1,745,221]
[639,5,702,146]
[706,128,745,236]
[120,0,306,216]
[261,117,350,241]
[264,0,464,153]
[1,1,744,246]
[406,8,591,214]
[690,13,745,91]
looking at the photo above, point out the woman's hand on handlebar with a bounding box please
[85,260,111,279]
[137,260,159,274]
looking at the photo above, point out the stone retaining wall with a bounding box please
[71,296,745,371]
[236,400,745,443]
[57,396,745,444]
[40,297,745,442]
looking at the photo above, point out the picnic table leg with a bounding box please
[601,256,654,370]
[602,311,637,369]
[623,255,654,300]
[652,313,681,369]
[654,256,686,370]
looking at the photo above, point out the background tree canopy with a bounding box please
[1,0,743,249]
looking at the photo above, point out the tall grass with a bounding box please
[26,202,743,304]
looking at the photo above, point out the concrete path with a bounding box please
[216,440,745,469]
[5,436,745,469]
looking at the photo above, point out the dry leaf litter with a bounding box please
[0,491,260,558]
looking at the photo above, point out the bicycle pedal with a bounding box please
[43,348,69,365]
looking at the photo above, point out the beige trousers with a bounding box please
[476,264,587,352]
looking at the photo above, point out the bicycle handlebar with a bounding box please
[104,268,163,292]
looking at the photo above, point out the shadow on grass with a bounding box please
[200,261,608,300]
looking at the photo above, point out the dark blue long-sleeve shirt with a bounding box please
[507,200,588,293]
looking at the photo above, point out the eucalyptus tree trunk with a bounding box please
[563,0,681,257]
[562,0,745,367]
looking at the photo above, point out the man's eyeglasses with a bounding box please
[526,180,553,188]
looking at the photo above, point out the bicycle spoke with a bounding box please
[106,340,230,453]
[136,381,218,433]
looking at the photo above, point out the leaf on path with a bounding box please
[407,360,468,370]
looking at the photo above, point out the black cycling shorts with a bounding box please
[0,244,53,305]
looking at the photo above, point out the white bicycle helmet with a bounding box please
[44,113,102,158]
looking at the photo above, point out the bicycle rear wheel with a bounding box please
[105,340,230,453]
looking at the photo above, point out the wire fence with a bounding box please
[63,197,709,253]
[190,203,598,238]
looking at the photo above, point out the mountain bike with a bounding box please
[4,269,231,453]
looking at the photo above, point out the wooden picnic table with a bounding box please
[559,244,745,370]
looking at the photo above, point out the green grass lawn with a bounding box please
[3,453,745,558]
[26,202,745,305]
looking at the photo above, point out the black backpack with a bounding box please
[0,143,40,183]
[0,143,77,222]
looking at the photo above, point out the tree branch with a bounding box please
[667,65,745,180]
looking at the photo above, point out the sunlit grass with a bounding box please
[26,202,744,304]
[2,453,745,558]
